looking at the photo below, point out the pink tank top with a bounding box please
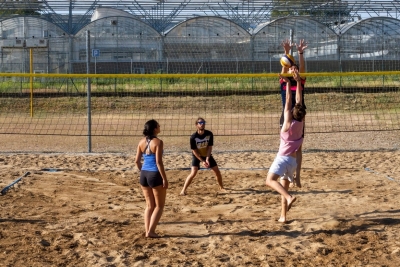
[278,120,304,156]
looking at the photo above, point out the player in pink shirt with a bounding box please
[280,39,308,188]
[266,68,307,223]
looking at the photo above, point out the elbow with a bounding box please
[135,160,142,167]
[156,162,164,170]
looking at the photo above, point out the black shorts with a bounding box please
[280,110,305,138]
[191,155,218,168]
[140,170,163,188]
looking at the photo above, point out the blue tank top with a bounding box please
[142,138,158,172]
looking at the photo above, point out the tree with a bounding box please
[271,0,351,22]
[0,0,42,18]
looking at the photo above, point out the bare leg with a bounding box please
[180,167,198,195]
[266,172,296,211]
[147,185,167,238]
[295,145,302,188]
[278,179,290,223]
[211,165,224,191]
[141,186,155,235]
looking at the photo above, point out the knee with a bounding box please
[188,170,198,178]
[156,204,165,210]
[145,202,156,210]
[265,174,277,185]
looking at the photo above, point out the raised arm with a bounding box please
[279,73,293,131]
[292,69,303,105]
[281,39,293,74]
[295,39,308,73]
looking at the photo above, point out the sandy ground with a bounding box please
[0,149,399,267]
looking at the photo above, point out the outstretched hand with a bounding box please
[281,39,293,54]
[296,39,308,54]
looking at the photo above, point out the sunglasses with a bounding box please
[197,121,206,125]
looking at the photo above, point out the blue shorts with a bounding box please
[140,170,163,188]
[268,155,297,183]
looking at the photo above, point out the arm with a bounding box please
[190,135,203,163]
[155,139,168,188]
[192,149,209,168]
[190,135,209,167]
[134,141,143,171]
[279,73,293,132]
[281,39,293,74]
[205,145,212,166]
[192,149,203,162]
[296,39,308,73]
[293,69,303,105]
[206,132,213,164]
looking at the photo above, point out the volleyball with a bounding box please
[280,54,295,68]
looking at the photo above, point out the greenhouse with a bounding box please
[0,0,399,73]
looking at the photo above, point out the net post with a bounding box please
[30,48,33,117]
[86,30,92,153]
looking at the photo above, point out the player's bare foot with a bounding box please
[179,191,186,196]
[216,188,228,195]
[278,217,287,223]
[287,196,297,211]
[146,232,160,238]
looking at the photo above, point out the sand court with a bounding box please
[0,150,399,266]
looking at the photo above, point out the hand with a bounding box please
[163,179,169,189]
[292,68,301,81]
[296,39,308,54]
[203,160,210,168]
[279,73,290,83]
[281,39,293,54]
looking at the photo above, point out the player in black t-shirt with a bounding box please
[180,117,225,195]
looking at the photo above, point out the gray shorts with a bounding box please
[268,155,297,183]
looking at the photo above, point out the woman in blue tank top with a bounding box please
[135,119,168,238]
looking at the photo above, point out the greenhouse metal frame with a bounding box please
[0,0,399,74]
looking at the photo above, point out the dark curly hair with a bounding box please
[143,119,159,137]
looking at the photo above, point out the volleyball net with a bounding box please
[0,72,399,153]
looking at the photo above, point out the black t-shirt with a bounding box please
[190,130,214,157]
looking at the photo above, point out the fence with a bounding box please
[0,72,399,153]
